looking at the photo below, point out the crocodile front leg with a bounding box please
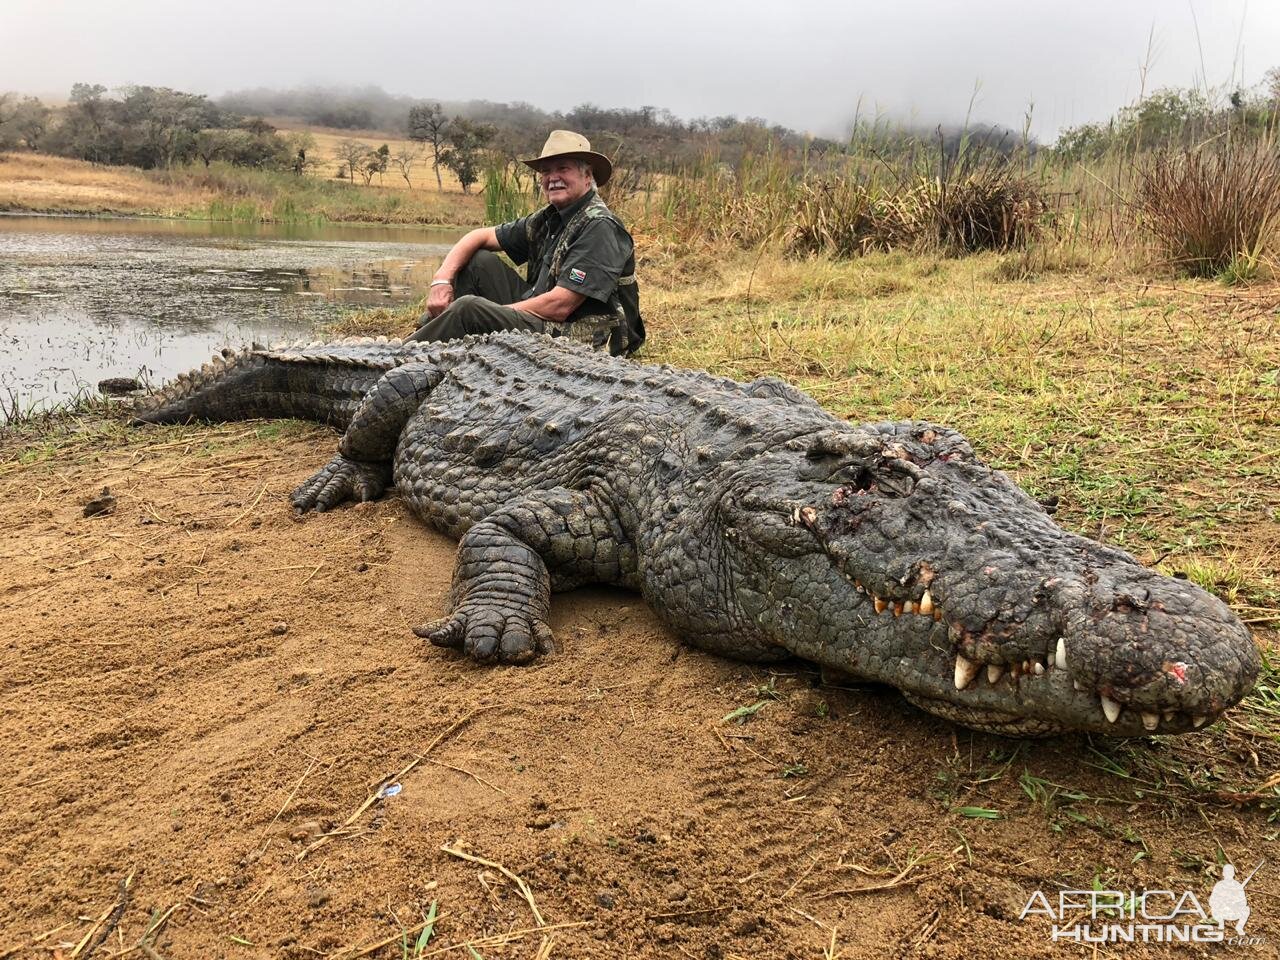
[415,485,635,664]
[292,361,443,512]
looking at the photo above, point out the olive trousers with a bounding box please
[406,251,543,342]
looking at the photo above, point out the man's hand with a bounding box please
[426,281,454,318]
[426,227,501,318]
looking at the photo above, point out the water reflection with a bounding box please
[0,215,465,418]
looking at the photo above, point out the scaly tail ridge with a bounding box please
[132,336,420,430]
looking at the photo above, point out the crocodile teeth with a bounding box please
[1101,696,1122,724]
[892,602,904,617]
[1193,714,1209,728]
[919,590,934,615]
[1141,712,1159,732]
[986,664,1004,684]
[1074,680,1086,692]
[903,600,915,615]
[1162,709,1175,722]
[874,597,887,614]
[854,580,865,593]
[954,655,980,690]
[1054,638,1067,670]
[932,609,943,622]
[1032,661,1045,676]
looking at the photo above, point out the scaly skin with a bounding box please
[134,333,1260,737]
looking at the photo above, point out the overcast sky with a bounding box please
[2,1,1277,140]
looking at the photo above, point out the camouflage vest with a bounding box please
[524,195,645,356]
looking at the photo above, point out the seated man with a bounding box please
[408,130,644,355]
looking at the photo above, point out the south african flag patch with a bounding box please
[568,268,587,284]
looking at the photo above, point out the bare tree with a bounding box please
[335,138,372,185]
[408,102,449,191]
[390,142,423,189]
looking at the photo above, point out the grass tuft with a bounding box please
[1133,143,1280,277]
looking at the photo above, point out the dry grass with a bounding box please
[0,149,489,225]
[269,121,468,193]
[0,151,217,216]
[1133,143,1280,278]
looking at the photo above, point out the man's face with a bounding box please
[537,158,592,209]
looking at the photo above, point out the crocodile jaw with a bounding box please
[725,425,1259,737]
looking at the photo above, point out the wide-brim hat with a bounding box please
[521,130,612,187]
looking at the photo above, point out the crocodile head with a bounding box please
[720,422,1259,736]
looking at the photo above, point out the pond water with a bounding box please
[0,214,466,419]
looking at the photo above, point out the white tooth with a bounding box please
[954,655,980,690]
[1193,714,1209,728]
[874,597,887,614]
[986,664,1004,684]
[1162,709,1175,722]
[1074,680,1086,692]
[1055,638,1067,670]
[1032,661,1045,676]
[1101,696,1122,724]
[919,590,934,615]
[903,600,915,615]
[1141,712,1159,732]
[1023,660,1033,674]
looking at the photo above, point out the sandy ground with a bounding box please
[1,420,1277,959]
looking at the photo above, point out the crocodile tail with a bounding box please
[131,337,415,429]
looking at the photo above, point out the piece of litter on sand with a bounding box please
[378,782,402,799]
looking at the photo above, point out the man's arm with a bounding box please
[510,286,586,323]
[426,227,502,318]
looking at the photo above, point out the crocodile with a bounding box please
[134,333,1259,737]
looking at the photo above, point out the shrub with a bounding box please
[1133,143,1280,277]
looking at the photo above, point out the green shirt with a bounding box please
[494,190,634,322]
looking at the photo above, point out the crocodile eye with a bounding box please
[831,460,918,500]
[831,464,876,491]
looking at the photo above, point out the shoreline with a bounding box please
[0,206,469,231]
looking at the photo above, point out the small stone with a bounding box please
[354,562,369,572]
[730,913,760,936]
[269,621,289,636]
[288,820,322,842]
[595,890,615,909]
[307,887,331,909]
[664,881,687,902]
[654,923,676,943]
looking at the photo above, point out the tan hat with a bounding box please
[521,130,612,187]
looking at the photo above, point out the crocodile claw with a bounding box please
[291,455,390,512]
[414,606,554,664]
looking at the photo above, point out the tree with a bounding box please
[390,142,422,188]
[0,96,50,150]
[438,117,495,194]
[57,83,109,161]
[373,143,390,185]
[408,102,449,190]
[285,130,316,176]
[1266,66,1280,103]
[194,128,226,166]
[335,138,372,185]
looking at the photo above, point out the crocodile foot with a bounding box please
[291,455,391,512]
[414,604,555,664]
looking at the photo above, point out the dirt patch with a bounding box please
[1,424,1276,958]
